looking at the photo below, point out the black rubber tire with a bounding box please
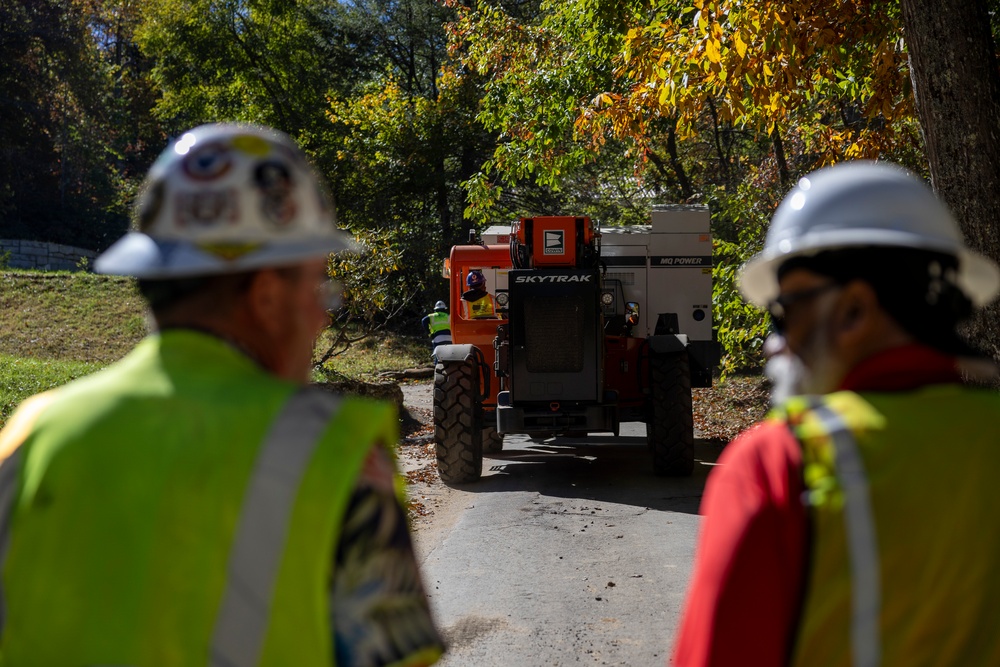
[483,424,504,453]
[647,353,695,476]
[433,359,483,483]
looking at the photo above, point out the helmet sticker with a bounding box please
[467,269,486,287]
[230,134,271,157]
[181,142,233,181]
[254,160,297,227]
[175,189,239,227]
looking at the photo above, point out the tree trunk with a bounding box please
[661,118,694,200]
[707,97,731,186]
[901,0,1000,358]
[771,128,789,188]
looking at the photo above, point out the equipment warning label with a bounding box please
[544,230,565,255]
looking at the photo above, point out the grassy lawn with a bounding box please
[0,270,429,428]
[0,271,147,364]
[314,328,431,382]
[0,355,105,426]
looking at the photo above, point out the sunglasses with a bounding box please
[767,283,840,333]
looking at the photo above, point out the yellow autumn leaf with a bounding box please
[658,84,671,106]
[705,38,721,63]
[734,33,747,59]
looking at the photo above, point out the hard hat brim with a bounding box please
[739,232,1000,308]
[94,231,360,279]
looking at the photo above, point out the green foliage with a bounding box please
[0,0,136,250]
[712,238,769,376]
[447,0,943,370]
[322,71,486,321]
[138,0,326,132]
[137,0,485,328]
[450,0,651,222]
[328,227,410,322]
[705,179,774,376]
[5,0,992,375]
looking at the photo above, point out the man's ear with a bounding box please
[834,280,879,342]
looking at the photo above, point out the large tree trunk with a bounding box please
[901,0,1000,358]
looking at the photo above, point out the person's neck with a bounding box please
[157,320,270,374]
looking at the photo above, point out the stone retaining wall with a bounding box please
[0,239,97,272]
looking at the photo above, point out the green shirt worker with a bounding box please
[0,124,443,667]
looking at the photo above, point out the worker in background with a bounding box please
[0,123,444,666]
[422,300,452,361]
[461,269,495,318]
[672,162,1000,666]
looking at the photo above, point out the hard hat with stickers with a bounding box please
[95,123,358,279]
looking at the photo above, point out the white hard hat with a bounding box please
[95,123,358,279]
[434,300,447,311]
[740,161,1000,307]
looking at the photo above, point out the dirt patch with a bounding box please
[692,374,770,443]
[441,614,513,648]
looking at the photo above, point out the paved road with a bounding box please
[415,419,724,666]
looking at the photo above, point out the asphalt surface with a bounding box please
[402,382,723,666]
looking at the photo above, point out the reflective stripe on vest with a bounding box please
[210,388,341,667]
[812,402,881,667]
[0,447,22,636]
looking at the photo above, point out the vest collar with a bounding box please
[838,343,961,392]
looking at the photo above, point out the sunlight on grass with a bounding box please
[0,270,146,363]
[314,329,431,382]
[0,354,105,427]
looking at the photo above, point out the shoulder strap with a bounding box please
[804,399,882,667]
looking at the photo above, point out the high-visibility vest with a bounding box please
[776,388,1000,667]
[463,293,494,319]
[426,311,452,346]
[0,330,397,667]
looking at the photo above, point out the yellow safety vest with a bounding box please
[464,293,494,319]
[0,330,397,666]
[777,388,1000,666]
[427,311,452,346]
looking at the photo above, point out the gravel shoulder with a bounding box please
[396,379,469,560]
